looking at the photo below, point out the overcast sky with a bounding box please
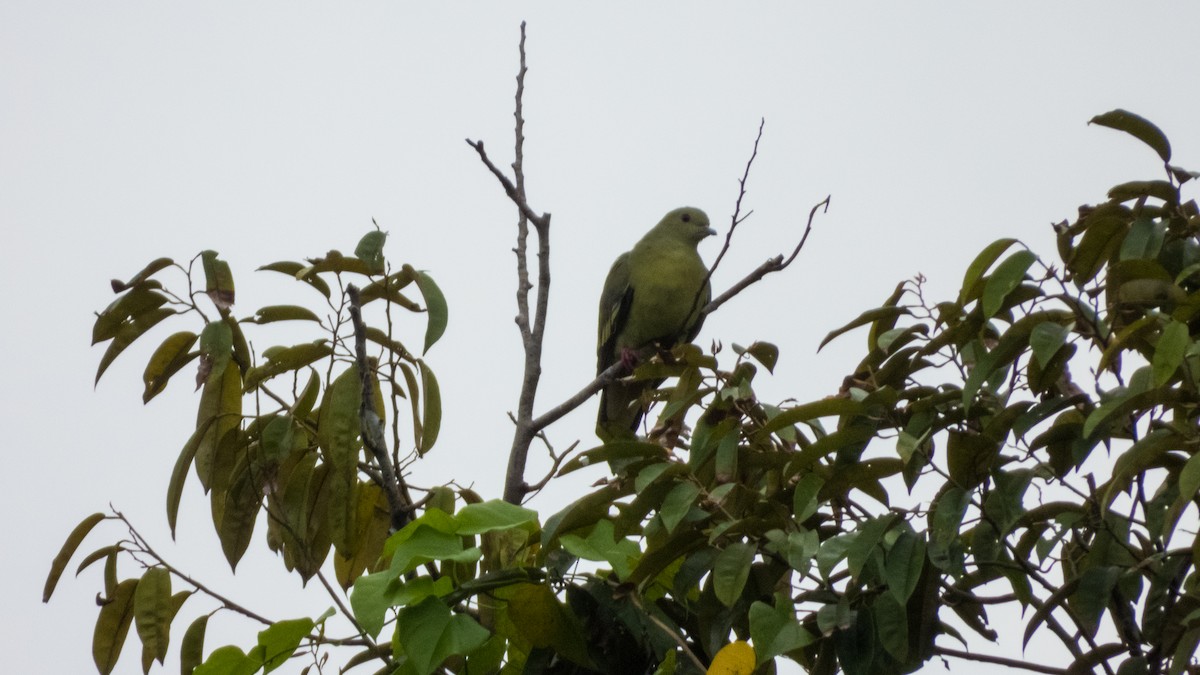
[5,3,1200,674]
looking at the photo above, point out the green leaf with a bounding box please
[413,269,448,354]
[198,320,233,384]
[819,306,909,351]
[1120,217,1166,260]
[142,331,199,403]
[258,261,332,298]
[874,593,910,662]
[963,311,1071,410]
[1029,322,1069,369]
[982,249,1037,317]
[759,399,865,436]
[93,284,169,345]
[749,592,814,664]
[395,597,490,675]
[93,578,138,675]
[254,617,314,673]
[1069,566,1120,638]
[193,646,258,675]
[502,583,591,664]
[846,514,895,579]
[44,512,107,602]
[109,257,174,293]
[1090,109,1171,163]
[180,615,207,675]
[1070,212,1128,286]
[541,485,627,548]
[245,305,322,325]
[317,366,363,556]
[354,230,388,275]
[95,307,176,385]
[744,341,779,373]
[958,238,1019,305]
[200,250,235,310]
[133,567,172,671]
[417,359,441,455]
[792,474,824,523]
[559,520,639,580]
[454,500,539,535]
[1152,320,1189,387]
[194,364,242,491]
[384,522,481,576]
[244,341,333,390]
[713,541,756,607]
[1179,451,1200,500]
[658,481,701,535]
[885,530,925,604]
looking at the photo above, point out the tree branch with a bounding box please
[467,23,555,504]
[346,285,411,530]
[704,194,829,315]
[935,647,1068,675]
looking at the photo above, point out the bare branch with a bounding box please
[704,194,830,315]
[346,284,411,530]
[934,647,1068,675]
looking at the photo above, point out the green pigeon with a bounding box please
[596,206,716,440]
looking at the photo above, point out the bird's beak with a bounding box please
[706,227,717,236]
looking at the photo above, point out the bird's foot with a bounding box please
[619,347,639,372]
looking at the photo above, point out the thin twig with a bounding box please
[704,195,830,315]
[935,647,1068,675]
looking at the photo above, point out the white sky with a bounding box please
[5,3,1200,674]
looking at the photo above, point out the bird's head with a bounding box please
[655,207,717,245]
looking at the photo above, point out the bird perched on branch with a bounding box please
[596,207,716,441]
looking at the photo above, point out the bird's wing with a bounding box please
[597,251,634,373]
[684,278,712,343]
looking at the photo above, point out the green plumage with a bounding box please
[596,207,716,440]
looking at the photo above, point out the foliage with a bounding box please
[44,111,1200,674]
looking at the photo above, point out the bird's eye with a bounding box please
[681,214,691,222]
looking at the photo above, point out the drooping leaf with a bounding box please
[417,359,441,455]
[317,366,363,556]
[95,308,176,385]
[258,261,332,299]
[958,238,1019,305]
[243,341,333,390]
[197,320,233,386]
[179,615,208,675]
[200,250,235,310]
[109,257,174,293]
[245,305,322,325]
[142,331,199,403]
[713,541,756,607]
[413,269,448,354]
[93,578,138,675]
[885,530,926,604]
[133,567,172,671]
[1090,109,1171,163]
[982,249,1038,317]
[93,283,169,345]
[193,364,242,491]
[44,512,107,602]
[819,306,909,351]
[1151,320,1189,387]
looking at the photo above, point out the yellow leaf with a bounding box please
[708,640,756,674]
